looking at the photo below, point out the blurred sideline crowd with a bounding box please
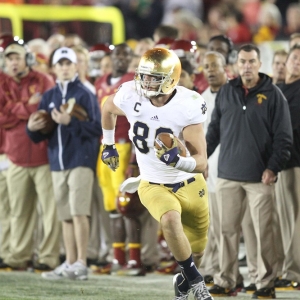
[1,0,300,45]
[0,0,300,297]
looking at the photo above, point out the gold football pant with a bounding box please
[138,173,209,254]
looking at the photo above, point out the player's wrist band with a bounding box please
[175,156,196,173]
[102,128,115,145]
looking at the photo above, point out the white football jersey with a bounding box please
[114,80,207,183]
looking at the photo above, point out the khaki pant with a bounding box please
[241,194,284,282]
[214,179,277,290]
[200,192,245,286]
[275,167,300,282]
[139,210,159,267]
[273,196,285,278]
[5,163,60,268]
[0,154,10,260]
[200,192,220,276]
[87,177,111,262]
[241,199,257,284]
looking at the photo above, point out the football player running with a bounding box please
[101,48,213,300]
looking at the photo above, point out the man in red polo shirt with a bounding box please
[0,42,60,272]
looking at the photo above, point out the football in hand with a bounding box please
[60,98,88,121]
[32,110,56,134]
[154,132,187,157]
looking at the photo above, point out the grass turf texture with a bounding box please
[0,272,173,300]
[1,272,300,300]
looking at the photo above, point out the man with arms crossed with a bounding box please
[101,47,213,300]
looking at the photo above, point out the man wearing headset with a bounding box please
[0,43,60,272]
[207,35,238,78]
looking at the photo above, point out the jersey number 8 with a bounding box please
[132,121,173,154]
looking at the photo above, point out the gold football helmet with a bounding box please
[135,47,181,97]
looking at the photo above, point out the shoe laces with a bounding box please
[191,280,212,300]
[173,293,189,300]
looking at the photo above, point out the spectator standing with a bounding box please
[178,58,198,91]
[0,43,60,272]
[170,39,209,94]
[88,43,112,84]
[225,8,252,45]
[0,65,11,264]
[162,0,203,25]
[272,49,288,84]
[128,38,154,73]
[207,34,238,78]
[289,32,300,49]
[99,53,113,78]
[0,128,10,265]
[275,45,300,290]
[277,3,300,39]
[252,3,281,44]
[71,44,111,267]
[94,43,159,275]
[27,47,102,280]
[133,38,155,57]
[153,25,178,44]
[206,44,293,298]
[62,34,84,48]
[199,51,227,285]
[46,34,65,55]
[71,45,95,94]
[94,43,135,274]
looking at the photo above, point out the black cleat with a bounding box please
[252,287,276,299]
[33,263,53,273]
[235,282,244,292]
[275,278,300,291]
[242,283,257,294]
[204,275,214,287]
[209,284,237,297]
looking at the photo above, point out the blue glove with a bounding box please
[155,138,180,167]
[101,144,119,171]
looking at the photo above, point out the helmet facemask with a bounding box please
[134,48,181,98]
[135,69,175,97]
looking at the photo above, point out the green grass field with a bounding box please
[0,272,173,300]
[1,271,300,300]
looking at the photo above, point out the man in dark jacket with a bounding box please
[206,44,293,299]
[275,44,300,290]
[27,47,102,281]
